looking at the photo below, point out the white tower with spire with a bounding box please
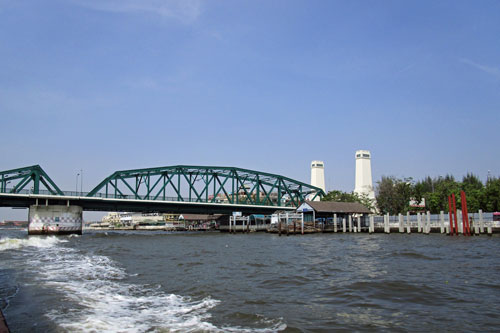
[310,160,325,201]
[354,150,375,201]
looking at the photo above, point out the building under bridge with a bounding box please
[297,200,371,226]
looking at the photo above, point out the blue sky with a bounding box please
[1,0,500,219]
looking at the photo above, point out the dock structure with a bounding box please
[327,209,499,235]
[255,206,500,235]
[220,199,499,235]
[296,200,372,232]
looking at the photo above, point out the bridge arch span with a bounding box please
[86,165,324,208]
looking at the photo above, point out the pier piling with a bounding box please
[479,210,485,234]
[440,211,445,233]
[458,210,463,235]
[417,213,422,233]
[406,212,411,233]
[384,214,390,233]
[448,196,454,235]
[425,211,431,234]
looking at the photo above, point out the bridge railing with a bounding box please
[0,188,290,206]
[89,192,292,206]
[1,188,90,197]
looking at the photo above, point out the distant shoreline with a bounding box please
[0,221,28,228]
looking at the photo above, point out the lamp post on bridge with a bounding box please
[76,172,80,195]
[3,180,11,192]
[80,169,83,195]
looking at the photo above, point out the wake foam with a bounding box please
[22,241,284,332]
[0,236,67,251]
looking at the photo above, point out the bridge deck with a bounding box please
[0,193,294,215]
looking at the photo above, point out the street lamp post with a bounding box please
[80,169,83,194]
[76,172,80,194]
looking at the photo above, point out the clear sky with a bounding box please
[1,0,499,220]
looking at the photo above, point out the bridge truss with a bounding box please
[0,165,64,195]
[87,165,324,207]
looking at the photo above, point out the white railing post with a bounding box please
[458,210,463,234]
[425,211,431,234]
[406,212,411,233]
[440,211,445,233]
[479,210,484,234]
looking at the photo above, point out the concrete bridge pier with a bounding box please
[28,204,83,235]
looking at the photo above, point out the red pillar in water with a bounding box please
[448,196,454,235]
[452,193,459,235]
[465,194,471,235]
[461,191,471,236]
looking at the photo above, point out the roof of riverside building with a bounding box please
[302,200,371,214]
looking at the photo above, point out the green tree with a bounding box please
[484,177,500,212]
[375,176,413,214]
[424,192,443,214]
[374,173,498,214]
[460,173,484,212]
[322,190,358,202]
[462,173,483,191]
[413,176,434,203]
[426,175,461,213]
[321,190,374,211]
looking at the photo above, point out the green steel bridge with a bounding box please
[0,165,325,214]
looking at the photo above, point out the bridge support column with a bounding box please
[28,205,83,235]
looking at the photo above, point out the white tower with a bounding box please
[354,150,375,201]
[310,160,325,201]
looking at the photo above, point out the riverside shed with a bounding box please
[297,200,371,224]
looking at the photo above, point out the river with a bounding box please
[1,228,499,332]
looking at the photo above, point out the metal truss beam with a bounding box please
[86,165,325,208]
[0,165,64,195]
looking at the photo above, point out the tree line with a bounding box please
[321,173,500,214]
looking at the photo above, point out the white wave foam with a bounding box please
[24,244,285,332]
[0,236,67,251]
